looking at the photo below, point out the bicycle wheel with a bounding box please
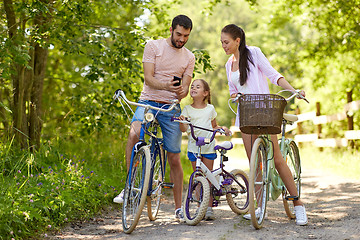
[282,140,301,219]
[122,145,151,234]
[249,138,269,229]
[183,175,210,226]
[226,169,250,214]
[147,143,165,221]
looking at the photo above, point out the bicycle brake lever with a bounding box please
[232,92,244,103]
[297,92,309,104]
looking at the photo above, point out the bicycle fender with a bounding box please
[134,141,147,152]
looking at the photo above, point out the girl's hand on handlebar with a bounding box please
[178,115,190,122]
[222,126,232,137]
[215,126,232,137]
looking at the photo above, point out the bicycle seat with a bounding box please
[214,141,233,151]
[283,113,298,123]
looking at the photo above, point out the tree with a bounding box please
[2,0,52,150]
[1,0,156,149]
[1,0,216,150]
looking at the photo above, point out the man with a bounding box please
[114,15,195,222]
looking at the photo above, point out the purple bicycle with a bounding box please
[172,117,250,226]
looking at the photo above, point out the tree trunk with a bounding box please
[28,2,51,151]
[4,0,28,148]
[29,43,48,151]
[4,0,50,150]
[0,83,10,135]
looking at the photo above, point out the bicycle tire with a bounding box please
[226,169,250,214]
[249,138,269,229]
[183,176,210,226]
[282,140,301,219]
[122,145,151,234]
[147,143,165,221]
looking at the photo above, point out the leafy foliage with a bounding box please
[0,136,126,239]
[1,0,360,237]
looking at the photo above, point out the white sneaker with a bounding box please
[113,189,124,204]
[243,207,267,220]
[205,207,215,220]
[294,205,308,226]
[175,208,185,223]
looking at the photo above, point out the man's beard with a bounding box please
[171,33,186,49]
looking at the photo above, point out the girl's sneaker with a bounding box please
[294,205,308,226]
[205,207,215,220]
[175,208,185,223]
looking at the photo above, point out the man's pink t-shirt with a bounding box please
[141,38,195,102]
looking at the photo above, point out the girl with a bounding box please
[220,24,308,225]
[179,79,231,220]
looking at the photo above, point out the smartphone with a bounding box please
[173,76,182,86]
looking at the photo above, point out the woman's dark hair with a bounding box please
[221,24,253,86]
[172,15,193,31]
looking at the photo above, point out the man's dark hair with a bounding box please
[172,15,192,31]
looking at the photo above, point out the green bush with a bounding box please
[0,136,127,239]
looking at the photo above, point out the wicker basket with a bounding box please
[238,94,287,134]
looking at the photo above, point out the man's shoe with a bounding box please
[175,208,185,223]
[294,205,308,226]
[243,207,267,220]
[205,207,215,220]
[113,189,124,204]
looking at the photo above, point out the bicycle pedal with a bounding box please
[285,195,299,201]
[162,182,174,189]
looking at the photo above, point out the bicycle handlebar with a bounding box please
[279,89,309,103]
[231,89,309,104]
[171,116,225,144]
[113,89,179,112]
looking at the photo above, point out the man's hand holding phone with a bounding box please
[173,76,182,86]
[172,76,184,99]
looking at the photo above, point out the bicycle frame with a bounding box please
[172,116,249,225]
[128,111,160,184]
[235,90,308,229]
[192,145,234,191]
[173,117,226,190]
[172,117,246,201]
[231,89,306,202]
[254,116,302,203]
[147,121,167,195]
[114,89,179,186]
[114,89,180,232]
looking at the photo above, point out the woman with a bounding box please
[221,24,308,226]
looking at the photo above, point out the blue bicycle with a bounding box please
[113,89,178,233]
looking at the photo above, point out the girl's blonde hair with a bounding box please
[194,79,211,104]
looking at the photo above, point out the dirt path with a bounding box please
[50,164,360,240]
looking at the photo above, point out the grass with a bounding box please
[0,135,127,239]
[226,141,360,181]
[1,132,358,239]
[300,145,360,181]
